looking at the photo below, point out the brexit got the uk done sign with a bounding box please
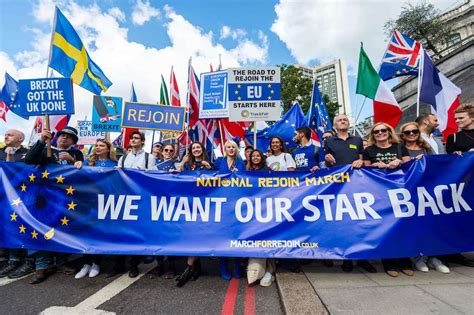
[16,77,74,116]
[228,67,281,121]
[121,102,185,132]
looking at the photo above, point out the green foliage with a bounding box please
[279,65,312,113]
[322,94,340,124]
[384,1,452,58]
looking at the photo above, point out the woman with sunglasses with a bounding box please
[399,122,433,159]
[174,142,212,287]
[155,144,178,171]
[363,123,412,277]
[266,136,296,171]
[74,139,117,279]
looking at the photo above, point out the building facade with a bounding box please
[296,59,352,118]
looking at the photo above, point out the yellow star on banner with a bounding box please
[31,230,38,239]
[10,213,18,221]
[396,70,401,75]
[21,184,27,192]
[19,225,26,233]
[237,84,241,88]
[60,216,69,226]
[270,90,274,94]
[237,96,241,101]
[66,186,75,195]
[11,198,22,206]
[29,173,36,182]
[234,90,239,95]
[56,175,65,184]
[42,170,50,179]
[268,96,272,100]
[67,201,77,211]
[267,84,272,88]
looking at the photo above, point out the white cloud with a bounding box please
[109,7,126,23]
[0,0,268,141]
[220,25,247,40]
[131,0,160,26]
[271,0,454,72]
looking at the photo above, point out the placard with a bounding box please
[77,120,106,145]
[17,77,74,116]
[228,67,281,121]
[121,102,185,132]
[91,95,123,132]
[199,71,228,118]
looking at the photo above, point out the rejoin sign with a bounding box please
[17,77,74,116]
[228,67,281,122]
[121,102,185,132]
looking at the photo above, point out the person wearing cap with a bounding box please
[24,126,84,284]
[152,141,163,162]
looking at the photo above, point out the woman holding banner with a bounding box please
[74,139,117,279]
[265,136,296,171]
[399,122,433,159]
[363,123,412,277]
[214,140,245,280]
[174,141,213,287]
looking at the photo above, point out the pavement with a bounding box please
[277,253,474,315]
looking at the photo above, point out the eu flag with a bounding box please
[0,72,28,120]
[305,79,332,136]
[49,7,112,94]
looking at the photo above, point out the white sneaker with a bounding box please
[89,263,100,278]
[428,257,450,274]
[260,272,274,287]
[75,264,91,279]
[415,257,429,272]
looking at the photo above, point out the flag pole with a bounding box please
[416,45,424,117]
[352,97,368,136]
[218,119,225,154]
[185,57,192,155]
[44,6,59,158]
[253,122,257,150]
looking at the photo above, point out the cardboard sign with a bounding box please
[17,77,74,116]
[77,120,106,145]
[121,102,185,132]
[199,71,228,119]
[91,95,123,132]
[228,67,281,121]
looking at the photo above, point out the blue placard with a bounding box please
[199,71,228,118]
[91,95,123,132]
[121,102,185,132]
[17,77,74,116]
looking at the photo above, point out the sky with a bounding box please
[0,0,459,142]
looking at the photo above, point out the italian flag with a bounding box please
[356,46,402,128]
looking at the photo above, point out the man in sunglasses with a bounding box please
[415,113,446,155]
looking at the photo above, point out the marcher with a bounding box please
[399,122,433,158]
[292,126,320,172]
[265,136,296,171]
[446,103,474,154]
[0,129,35,279]
[151,141,163,161]
[24,126,84,284]
[155,144,178,171]
[416,113,446,155]
[244,145,254,170]
[74,139,117,279]
[363,123,411,277]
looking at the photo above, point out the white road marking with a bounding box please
[0,275,29,287]
[40,263,155,315]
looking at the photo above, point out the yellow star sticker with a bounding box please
[11,198,22,206]
[66,186,75,195]
[42,170,50,179]
[19,225,26,233]
[56,175,65,184]
[21,184,27,192]
[67,201,77,211]
[29,173,36,182]
[31,230,38,239]
[10,212,18,221]
[60,216,69,226]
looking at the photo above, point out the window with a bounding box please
[447,33,461,47]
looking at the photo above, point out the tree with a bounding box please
[279,65,312,113]
[322,94,340,124]
[384,2,452,58]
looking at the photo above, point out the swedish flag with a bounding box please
[49,7,112,94]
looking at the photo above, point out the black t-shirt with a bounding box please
[363,143,409,164]
[0,146,28,162]
[446,130,474,153]
[325,135,364,165]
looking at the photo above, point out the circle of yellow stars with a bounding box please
[12,169,76,240]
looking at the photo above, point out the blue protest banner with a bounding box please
[91,95,123,132]
[121,101,185,132]
[199,70,228,119]
[17,77,74,116]
[0,154,473,258]
[228,67,281,121]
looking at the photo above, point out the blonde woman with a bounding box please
[399,122,432,159]
[363,123,411,277]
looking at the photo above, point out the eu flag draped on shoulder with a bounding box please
[49,7,112,94]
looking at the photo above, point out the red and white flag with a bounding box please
[0,101,8,122]
[170,66,181,107]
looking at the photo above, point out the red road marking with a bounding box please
[221,278,240,315]
[244,284,256,315]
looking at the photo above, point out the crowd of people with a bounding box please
[0,103,473,287]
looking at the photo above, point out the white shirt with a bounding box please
[118,149,157,170]
[421,133,439,154]
[266,153,296,171]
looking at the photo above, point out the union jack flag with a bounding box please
[379,31,421,80]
